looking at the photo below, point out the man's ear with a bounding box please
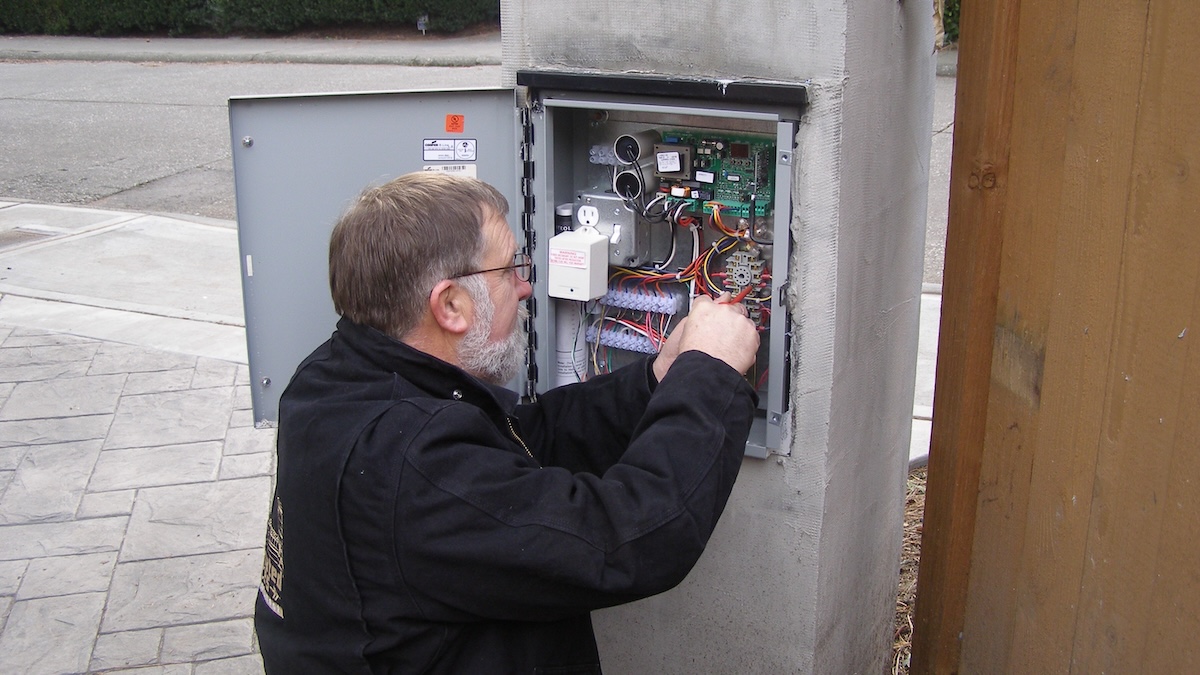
[428,279,472,336]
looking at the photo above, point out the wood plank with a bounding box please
[910,0,1022,669]
[955,0,1079,667]
[1142,282,1200,672]
[1139,11,1200,667]
[999,0,1151,671]
[1071,0,1200,669]
[916,0,1200,672]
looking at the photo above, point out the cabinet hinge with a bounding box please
[519,103,538,401]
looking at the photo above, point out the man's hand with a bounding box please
[653,317,689,382]
[653,293,760,381]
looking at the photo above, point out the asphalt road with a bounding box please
[0,60,502,221]
[0,58,953,284]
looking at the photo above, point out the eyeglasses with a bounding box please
[450,252,532,283]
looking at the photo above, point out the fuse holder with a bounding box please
[547,228,608,301]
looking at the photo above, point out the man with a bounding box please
[255,171,760,673]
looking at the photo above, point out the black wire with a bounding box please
[670,200,690,227]
[651,213,679,271]
[642,194,669,222]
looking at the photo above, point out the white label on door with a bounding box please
[423,164,478,178]
[423,139,455,161]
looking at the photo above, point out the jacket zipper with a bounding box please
[506,417,537,464]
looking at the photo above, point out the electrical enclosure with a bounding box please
[229,72,807,457]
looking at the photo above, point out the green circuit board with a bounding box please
[653,130,776,217]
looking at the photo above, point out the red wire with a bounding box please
[728,285,754,303]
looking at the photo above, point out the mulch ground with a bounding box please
[893,465,926,674]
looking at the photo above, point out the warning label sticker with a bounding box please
[549,248,588,269]
[424,138,477,162]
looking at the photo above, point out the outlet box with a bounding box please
[574,192,648,267]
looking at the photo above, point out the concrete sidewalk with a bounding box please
[0,201,274,674]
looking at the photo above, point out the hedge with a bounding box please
[944,0,960,45]
[0,0,499,35]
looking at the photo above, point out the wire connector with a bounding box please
[585,325,660,355]
[598,285,687,315]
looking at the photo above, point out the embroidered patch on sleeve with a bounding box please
[259,495,285,618]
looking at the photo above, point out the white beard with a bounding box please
[457,278,527,385]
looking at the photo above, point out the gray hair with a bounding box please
[329,172,509,339]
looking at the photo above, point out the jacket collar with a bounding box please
[334,317,520,415]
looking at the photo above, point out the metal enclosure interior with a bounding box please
[229,73,806,457]
[519,73,805,457]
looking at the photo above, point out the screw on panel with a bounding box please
[242,137,254,148]
[261,377,271,387]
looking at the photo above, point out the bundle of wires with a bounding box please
[587,304,672,375]
[613,235,746,298]
[707,202,744,237]
[585,198,775,376]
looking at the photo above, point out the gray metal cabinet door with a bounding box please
[229,88,518,424]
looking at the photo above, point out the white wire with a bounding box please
[643,193,668,219]
[654,217,679,271]
[572,301,589,381]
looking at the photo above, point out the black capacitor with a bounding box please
[555,203,574,234]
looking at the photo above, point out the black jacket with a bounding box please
[255,318,757,674]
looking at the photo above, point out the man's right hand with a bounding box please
[670,293,760,376]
